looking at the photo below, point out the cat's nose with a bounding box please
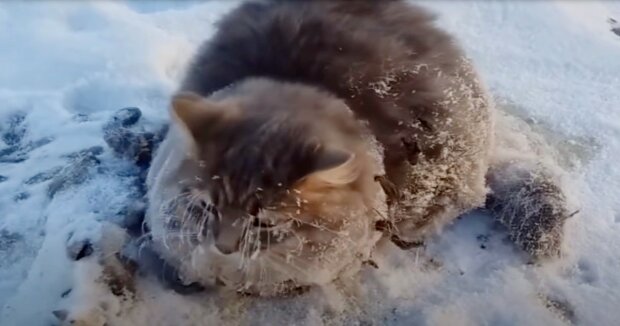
[210,209,243,255]
[214,231,240,255]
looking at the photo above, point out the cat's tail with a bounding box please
[485,110,578,261]
[485,161,576,260]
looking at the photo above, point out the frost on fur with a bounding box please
[486,163,573,260]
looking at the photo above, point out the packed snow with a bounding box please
[0,1,619,325]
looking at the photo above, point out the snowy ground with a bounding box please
[0,1,619,325]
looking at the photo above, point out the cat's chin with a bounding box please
[163,214,384,296]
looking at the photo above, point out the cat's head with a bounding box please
[167,79,381,291]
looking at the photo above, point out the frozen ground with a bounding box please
[0,1,619,325]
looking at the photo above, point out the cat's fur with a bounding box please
[180,0,492,239]
[146,80,385,295]
[144,0,569,296]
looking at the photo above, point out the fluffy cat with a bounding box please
[144,0,571,296]
[147,81,385,295]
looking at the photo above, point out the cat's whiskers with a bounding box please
[159,195,183,251]
[239,216,254,272]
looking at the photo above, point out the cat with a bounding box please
[144,0,572,296]
[146,80,386,296]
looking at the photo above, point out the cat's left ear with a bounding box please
[170,91,237,141]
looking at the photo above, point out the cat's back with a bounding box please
[183,0,491,177]
[182,0,462,121]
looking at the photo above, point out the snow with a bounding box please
[0,1,619,325]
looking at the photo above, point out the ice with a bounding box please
[0,1,619,325]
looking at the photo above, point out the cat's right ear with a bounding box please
[295,149,361,192]
[170,91,237,141]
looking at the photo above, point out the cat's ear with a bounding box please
[297,149,360,189]
[170,91,236,141]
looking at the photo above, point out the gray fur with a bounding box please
[180,0,494,241]
[143,0,572,295]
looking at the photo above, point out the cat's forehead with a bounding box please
[198,123,319,195]
[206,111,314,149]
